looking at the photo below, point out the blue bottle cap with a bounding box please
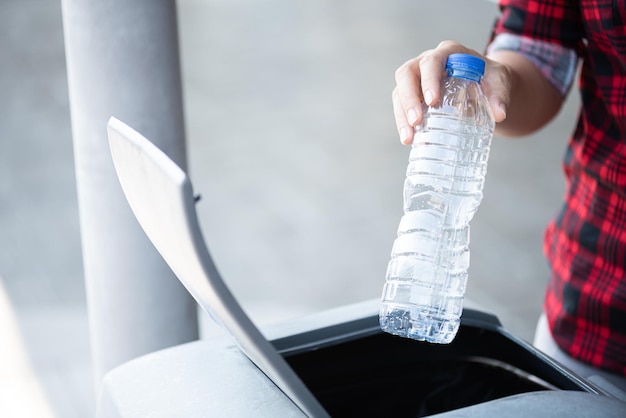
[446,53,486,77]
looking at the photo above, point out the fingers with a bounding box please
[417,51,447,107]
[392,87,414,145]
[420,41,477,105]
[394,58,425,131]
[392,41,472,144]
[392,41,513,144]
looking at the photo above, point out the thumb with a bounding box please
[483,60,512,124]
[489,96,507,123]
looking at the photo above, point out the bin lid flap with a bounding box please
[107,117,329,418]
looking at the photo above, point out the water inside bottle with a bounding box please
[381,113,492,344]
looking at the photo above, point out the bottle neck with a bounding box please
[446,67,482,83]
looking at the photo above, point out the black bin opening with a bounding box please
[280,312,584,417]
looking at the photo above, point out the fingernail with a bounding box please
[400,127,411,144]
[499,102,507,118]
[407,108,418,125]
[424,90,433,106]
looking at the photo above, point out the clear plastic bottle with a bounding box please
[380,53,495,344]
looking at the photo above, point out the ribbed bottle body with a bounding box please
[380,64,494,344]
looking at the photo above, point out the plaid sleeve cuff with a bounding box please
[487,33,578,97]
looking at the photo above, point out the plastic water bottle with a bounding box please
[379,53,494,344]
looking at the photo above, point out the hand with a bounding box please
[392,40,511,144]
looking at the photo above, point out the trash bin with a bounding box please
[100,118,626,417]
[273,304,616,417]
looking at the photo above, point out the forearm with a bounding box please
[487,50,565,138]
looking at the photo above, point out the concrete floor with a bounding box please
[0,0,578,416]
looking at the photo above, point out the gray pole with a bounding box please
[61,0,199,390]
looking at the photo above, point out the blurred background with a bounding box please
[1,0,577,416]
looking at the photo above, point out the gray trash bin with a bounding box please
[274,305,624,417]
[100,117,626,417]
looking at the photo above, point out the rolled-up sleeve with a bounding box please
[487,33,578,97]
[487,0,584,97]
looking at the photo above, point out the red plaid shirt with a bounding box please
[491,0,626,376]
